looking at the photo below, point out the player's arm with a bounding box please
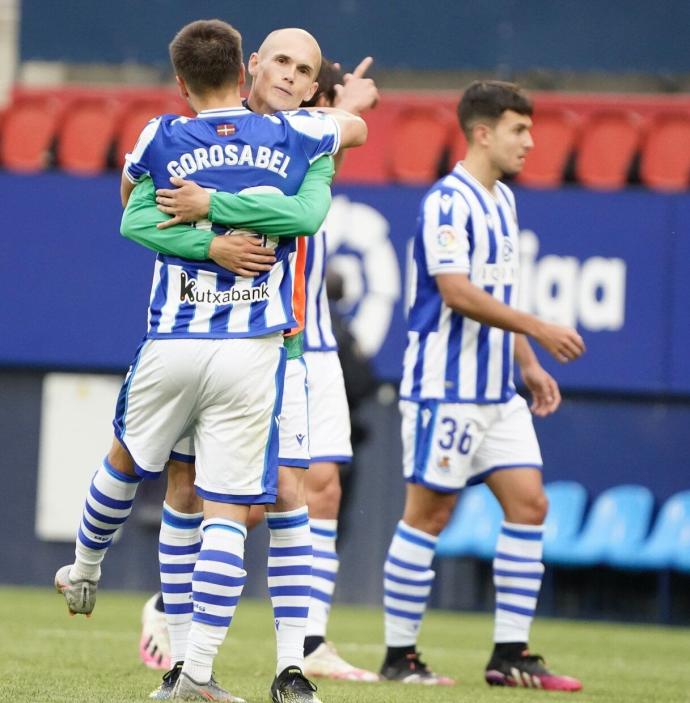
[121,174,137,207]
[514,334,562,416]
[306,106,367,148]
[436,273,585,363]
[120,176,215,259]
[155,155,334,235]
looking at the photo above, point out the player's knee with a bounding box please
[512,491,548,525]
[405,503,454,537]
[166,461,199,513]
[307,476,341,516]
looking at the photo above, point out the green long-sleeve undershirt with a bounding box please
[120,155,334,260]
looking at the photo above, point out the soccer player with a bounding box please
[135,58,380,685]
[54,19,366,703]
[379,80,585,692]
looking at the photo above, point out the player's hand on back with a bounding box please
[155,177,211,229]
[208,231,276,277]
[334,56,379,114]
[532,320,585,363]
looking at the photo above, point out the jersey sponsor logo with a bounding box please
[215,123,236,136]
[475,262,518,286]
[179,271,270,305]
[166,144,291,180]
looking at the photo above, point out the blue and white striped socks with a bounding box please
[266,507,313,673]
[159,503,203,665]
[71,458,141,582]
[305,518,339,639]
[493,521,545,644]
[383,521,437,647]
[183,518,247,684]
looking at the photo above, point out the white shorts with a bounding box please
[400,394,542,493]
[114,335,285,504]
[304,351,352,463]
[171,356,310,469]
[278,357,310,468]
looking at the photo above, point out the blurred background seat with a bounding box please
[543,481,588,561]
[56,97,122,174]
[546,484,654,567]
[389,106,455,184]
[639,112,690,192]
[575,110,643,190]
[0,93,65,171]
[517,108,580,188]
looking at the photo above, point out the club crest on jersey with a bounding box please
[179,271,269,304]
[216,123,236,136]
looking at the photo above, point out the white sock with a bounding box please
[266,507,312,674]
[305,518,339,639]
[383,521,437,647]
[159,503,203,664]
[493,521,545,644]
[183,519,247,683]
[71,458,140,582]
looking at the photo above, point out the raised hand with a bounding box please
[334,56,379,114]
[533,321,586,363]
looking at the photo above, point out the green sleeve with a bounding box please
[208,155,334,237]
[120,177,214,260]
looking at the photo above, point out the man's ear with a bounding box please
[247,52,259,77]
[175,75,189,99]
[303,80,319,103]
[238,63,246,87]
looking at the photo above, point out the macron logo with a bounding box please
[296,433,305,446]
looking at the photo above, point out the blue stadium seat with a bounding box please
[436,484,502,559]
[609,490,690,570]
[545,485,654,567]
[543,481,588,561]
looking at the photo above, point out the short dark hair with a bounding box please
[458,80,532,139]
[169,19,243,95]
[301,58,344,108]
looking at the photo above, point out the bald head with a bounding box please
[257,28,322,73]
[247,27,322,113]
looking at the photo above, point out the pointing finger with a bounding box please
[351,56,374,78]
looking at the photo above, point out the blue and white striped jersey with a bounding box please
[400,163,520,404]
[303,229,338,351]
[124,106,340,339]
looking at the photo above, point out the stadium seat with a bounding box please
[606,490,690,570]
[56,98,122,174]
[575,111,643,190]
[543,481,588,561]
[517,108,579,188]
[389,107,455,184]
[436,484,502,559]
[545,484,654,567]
[0,94,64,171]
[639,113,690,192]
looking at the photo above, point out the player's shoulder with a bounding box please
[278,109,335,135]
[420,173,469,214]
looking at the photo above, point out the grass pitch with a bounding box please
[1,586,689,702]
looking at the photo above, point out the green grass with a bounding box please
[1,586,689,702]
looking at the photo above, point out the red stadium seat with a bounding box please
[640,112,690,192]
[56,98,122,174]
[0,95,64,172]
[575,111,643,190]
[389,107,455,184]
[517,108,580,188]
